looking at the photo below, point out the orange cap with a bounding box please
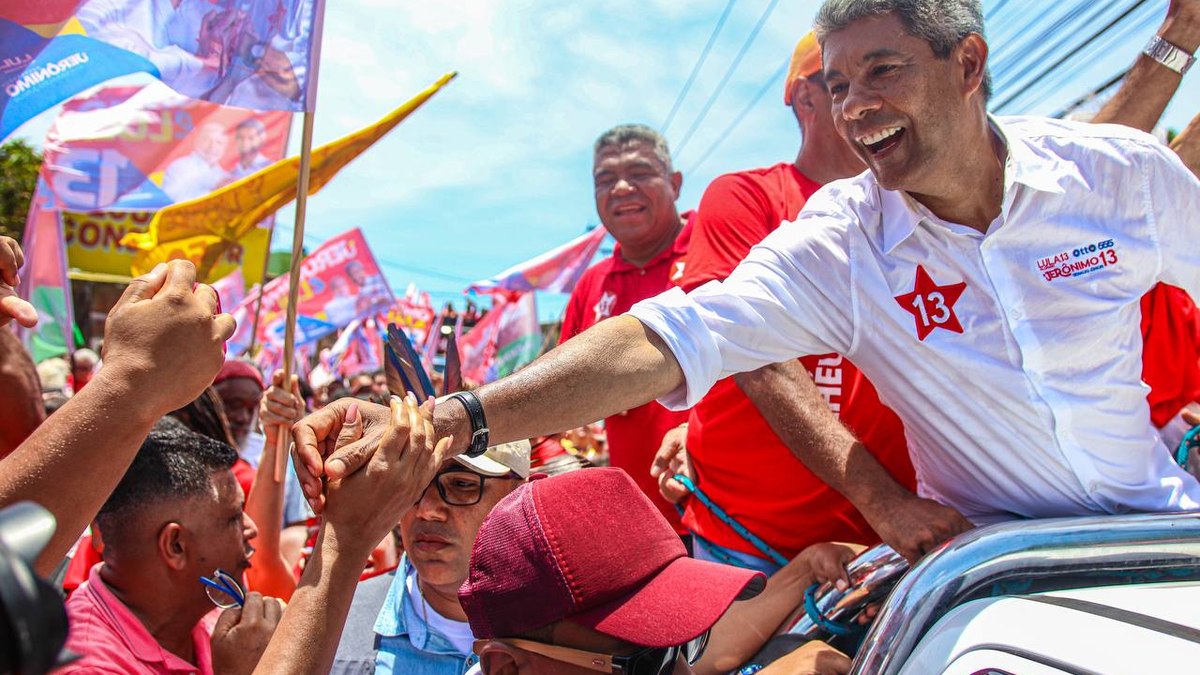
[783,31,822,105]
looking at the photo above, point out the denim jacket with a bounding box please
[330,558,478,675]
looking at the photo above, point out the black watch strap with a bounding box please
[449,391,489,457]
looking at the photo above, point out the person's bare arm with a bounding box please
[293,315,684,505]
[243,370,303,600]
[696,543,861,675]
[255,397,451,675]
[1093,0,1200,132]
[0,330,44,458]
[1170,111,1200,176]
[0,261,235,574]
[732,360,972,563]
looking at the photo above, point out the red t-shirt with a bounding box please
[560,216,693,531]
[680,163,916,559]
[1141,282,1200,427]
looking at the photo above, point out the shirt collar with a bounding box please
[877,115,1071,254]
[610,211,693,272]
[85,566,212,673]
[374,557,414,638]
[992,115,1072,195]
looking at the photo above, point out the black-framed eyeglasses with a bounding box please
[200,568,245,608]
[419,469,513,507]
[472,629,709,675]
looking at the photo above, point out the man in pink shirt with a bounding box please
[62,418,279,674]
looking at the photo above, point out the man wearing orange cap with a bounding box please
[652,32,967,571]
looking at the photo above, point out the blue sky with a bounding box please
[12,0,1198,322]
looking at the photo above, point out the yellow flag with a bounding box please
[122,72,458,280]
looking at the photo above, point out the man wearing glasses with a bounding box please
[462,468,850,674]
[332,440,531,674]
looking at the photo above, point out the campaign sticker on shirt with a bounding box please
[1037,238,1119,282]
[894,265,967,341]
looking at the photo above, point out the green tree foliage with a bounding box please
[0,139,42,242]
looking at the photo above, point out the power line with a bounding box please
[684,58,788,174]
[997,0,1157,114]
[661,0,739,134]
[672,0,782,155]
[992,0,1153,113]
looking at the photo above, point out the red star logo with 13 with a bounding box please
[894,265,967,341]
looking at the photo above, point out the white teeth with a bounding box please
[859,127,901,146]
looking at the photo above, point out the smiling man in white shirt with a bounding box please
[294,0,1200,558]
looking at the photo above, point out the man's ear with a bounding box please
[157,522,189,572]
[956,33,989,99]
[670,170,682,198]
[478,642,523,675]
[790,76,820,118]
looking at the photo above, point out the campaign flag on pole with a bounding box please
[468,226,606,295]
[119,72,457,281]
[61,208,270,286]
[0,0,326,140]
[42,82,291,210]
[254,228,392,350]
[326,317,383,378]
[381,295,436,349]
[17,187,78,362]
[458,293,540,385]
[493,292,540,378]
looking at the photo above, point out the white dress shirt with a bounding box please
[629,116,1200,524]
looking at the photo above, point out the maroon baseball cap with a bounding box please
[459,467,766,647]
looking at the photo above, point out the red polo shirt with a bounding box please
[60,565,214,675]
[560,215,693,531]
[680,163,916,560]
[1141,282,1200,427]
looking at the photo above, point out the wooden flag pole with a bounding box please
[274,110,317,482]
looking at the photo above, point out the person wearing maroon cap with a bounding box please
[213,359,267,451]
[461,468,850,674]
[559,123,693,535]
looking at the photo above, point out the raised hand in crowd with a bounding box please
[696,542,862,675]
[1093,0,1200,132]
[243,369,307,599]
[212,591,285,675]
[0,260,235,573]
[256,395,451,675]
[0,235,36,329]
[651,422,694,504]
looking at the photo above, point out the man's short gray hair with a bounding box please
[814,0,992,99]
[593,124,674,172]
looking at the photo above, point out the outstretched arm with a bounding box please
[293,315,685,505]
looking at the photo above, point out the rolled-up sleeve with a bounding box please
[628,218,853,410]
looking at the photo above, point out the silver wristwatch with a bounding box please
[1144,35,1195,75]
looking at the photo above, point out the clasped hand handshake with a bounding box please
[290,395,452,555]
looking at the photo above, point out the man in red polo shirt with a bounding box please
[652,34,969,572]
[560,123,692,531]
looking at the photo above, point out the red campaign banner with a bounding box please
[255,228,395,348]
[41,81,291,212]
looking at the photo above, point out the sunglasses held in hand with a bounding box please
[201,569,245,609]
